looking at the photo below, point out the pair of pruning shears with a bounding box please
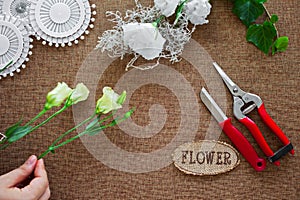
[212,62,294,166]
[200,88,266,171]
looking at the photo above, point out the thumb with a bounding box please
[1,155,37,187]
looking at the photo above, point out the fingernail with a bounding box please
[26,155,37,166]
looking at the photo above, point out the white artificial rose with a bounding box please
[185,0,212,25]
[45,82,73,110]
[154,0,181,17]
[122,23,166,60]
[67,83,90,106]
[96,87,125,114]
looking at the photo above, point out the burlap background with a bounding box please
[0,0,299,199]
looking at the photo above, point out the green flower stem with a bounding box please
[262,4,279,38]
[51,112,97,147]
[38,109,134,159]
[25,109,48,126]
[152,15,165,27]
[174,0,188,25]
[29,106,68,134]
[39,128,92,159]
[99,111,115,124]
[38,149,52,160]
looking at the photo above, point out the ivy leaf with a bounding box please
[246,20,277,54]
[8,126,32,143]
[233,0,267,27]
[272,36,289,55]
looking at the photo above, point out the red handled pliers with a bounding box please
[200,88,266,171]
[213,62,294,166]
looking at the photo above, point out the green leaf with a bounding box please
[87,126,104,136]
[233,0,266,27]
[8,126,32,143]
[246,21,277,54]
[270,14,279,24]
[273,36,289,55]
[4,119,23,138]
[85,117,99,131]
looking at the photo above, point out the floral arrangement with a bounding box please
[0,83,133,159]
[96,0,212,70]
[96,0,288,70]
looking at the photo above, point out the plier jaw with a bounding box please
[213,62,294,166]
[233,93,263,120]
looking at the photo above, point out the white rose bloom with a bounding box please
[45,82,73,109]
[68,83,90,106]
[122,23,166,60]
[154,0,181,17]
[185,0,212,25]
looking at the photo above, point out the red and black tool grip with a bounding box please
[258,103,294,155]
[219,118,266,171]
[239,117,280,166]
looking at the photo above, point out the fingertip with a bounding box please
[34,158,47,177]
[25,155,37,167]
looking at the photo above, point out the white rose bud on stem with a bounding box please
[45,82,73,110]
[96,87,126,114]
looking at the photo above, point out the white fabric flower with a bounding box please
[122,23,166,60]
[45,82,73,110]
[96,87,125,114]
[185,0,212,25]
[154,0,181,17]
[67,83,90,106]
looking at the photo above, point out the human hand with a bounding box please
[0,155,50,200]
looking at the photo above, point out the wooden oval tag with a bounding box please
[172,141,240,175]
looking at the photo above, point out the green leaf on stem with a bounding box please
[272,36,289,55]
[87,126,104,136]
[8,126,32,143]
[246,20,277,54]
[4,119,23,138]
[85,117,100,131]
[233,0,266,27]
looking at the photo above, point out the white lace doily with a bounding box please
[29,0,96,47]
[0,14,32,79]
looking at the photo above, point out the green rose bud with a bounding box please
[45,82,73,110]
[117,91,127,105]
[96,87,126,114]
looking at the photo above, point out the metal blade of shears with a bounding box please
[213,62,246,97]
[200,88,227,123]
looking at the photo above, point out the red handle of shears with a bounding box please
[258,103,294,155]
[239,117,280,166]
[219,118,266,171]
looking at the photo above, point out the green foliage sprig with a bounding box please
[0,83,133,160]
[232,0,288,55]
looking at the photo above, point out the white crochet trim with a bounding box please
[0,14,32,80]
